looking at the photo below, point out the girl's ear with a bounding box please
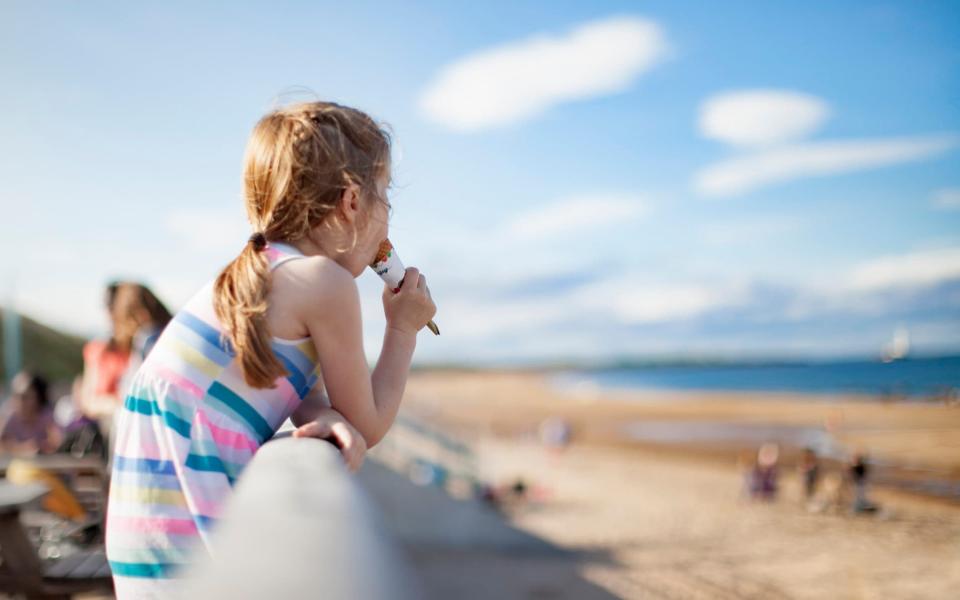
[337,184,362,224]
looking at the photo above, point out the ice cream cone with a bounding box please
[370,239,439,335]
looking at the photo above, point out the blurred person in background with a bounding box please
[798,447,820,503]
[848,450,879,514]
[114,282,173,395]
[55,375,108,460]
[0,371,61,454]
[81,282,172,448]
[80,281,132,422]
[749,443,780,501]
[2,372,87,521]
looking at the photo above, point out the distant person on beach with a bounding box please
[848,451,879,513]
[798,447,820,502]
[105,101,435,598]
[539,415,572,453]
[0,371,60,454]
[749,443,780,501]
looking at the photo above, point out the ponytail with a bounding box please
[212,239,288,389]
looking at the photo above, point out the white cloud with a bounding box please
[932,188,960,210]
[848,247,960,291]
[504,194,648,240]
[698,215,804,246]
[419,16,668,131]
[696,134,959,197]
[579,282,735,323]
[699,90,830,148]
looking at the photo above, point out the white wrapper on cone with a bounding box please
[372,246,406,292]
[370,239,440,335]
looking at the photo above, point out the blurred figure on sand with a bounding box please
[798,447,820,503]
[539,415,572,454]
[749,443,780,501]
[849,451,879,514]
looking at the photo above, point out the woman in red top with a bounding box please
[80,282,132,421]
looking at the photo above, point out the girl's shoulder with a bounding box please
[268,255,360,333]
[274,254,356,294]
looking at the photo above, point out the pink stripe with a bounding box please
[264,246,283,263]
[152,365,206,399]
[182,492,224,519]
[108,516,198,536]
[196,410,259,453]
[274,376,302,422]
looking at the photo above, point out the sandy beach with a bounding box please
[390,370,960,600]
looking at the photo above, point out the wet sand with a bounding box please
[397,370,960,599]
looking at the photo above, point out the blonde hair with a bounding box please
[214,101,391,388]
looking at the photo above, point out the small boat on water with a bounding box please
[882,326,911,363]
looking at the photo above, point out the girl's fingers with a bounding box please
[331,422,366,472]
[292,420,332,439]
[294,419,365,471]
[401,268,420,292]
[416,274,426,290]
[330,422,356,451]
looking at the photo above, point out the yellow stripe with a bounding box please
[169,338,221,378]
[111,485,187,507]
[297,339,318,363]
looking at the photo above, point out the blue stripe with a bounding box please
[275,352,307,396]
[271,342,314,381]
[108,560,181,579]
[172,321,233,366]
[206,381,274,443]
[303,372,320,396]
[123,396,192,438]
[184,453,235,484]
[196,514,217,531]
[113,456,177,476]
[174,311,234,356]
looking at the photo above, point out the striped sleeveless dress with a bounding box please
[105,243,323,598]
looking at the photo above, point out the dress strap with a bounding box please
[263,242,307,271]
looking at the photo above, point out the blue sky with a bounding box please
[1,1,958,364]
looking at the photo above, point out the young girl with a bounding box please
[105,101,436,598]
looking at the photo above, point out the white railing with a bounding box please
[185,437,419,599]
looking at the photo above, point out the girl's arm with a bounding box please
[301,263,433,448]
[289,379,329,427]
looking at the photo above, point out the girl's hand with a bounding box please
[382,267,437,335]
[292,408,366,473]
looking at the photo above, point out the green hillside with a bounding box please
[0,308,86,385]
